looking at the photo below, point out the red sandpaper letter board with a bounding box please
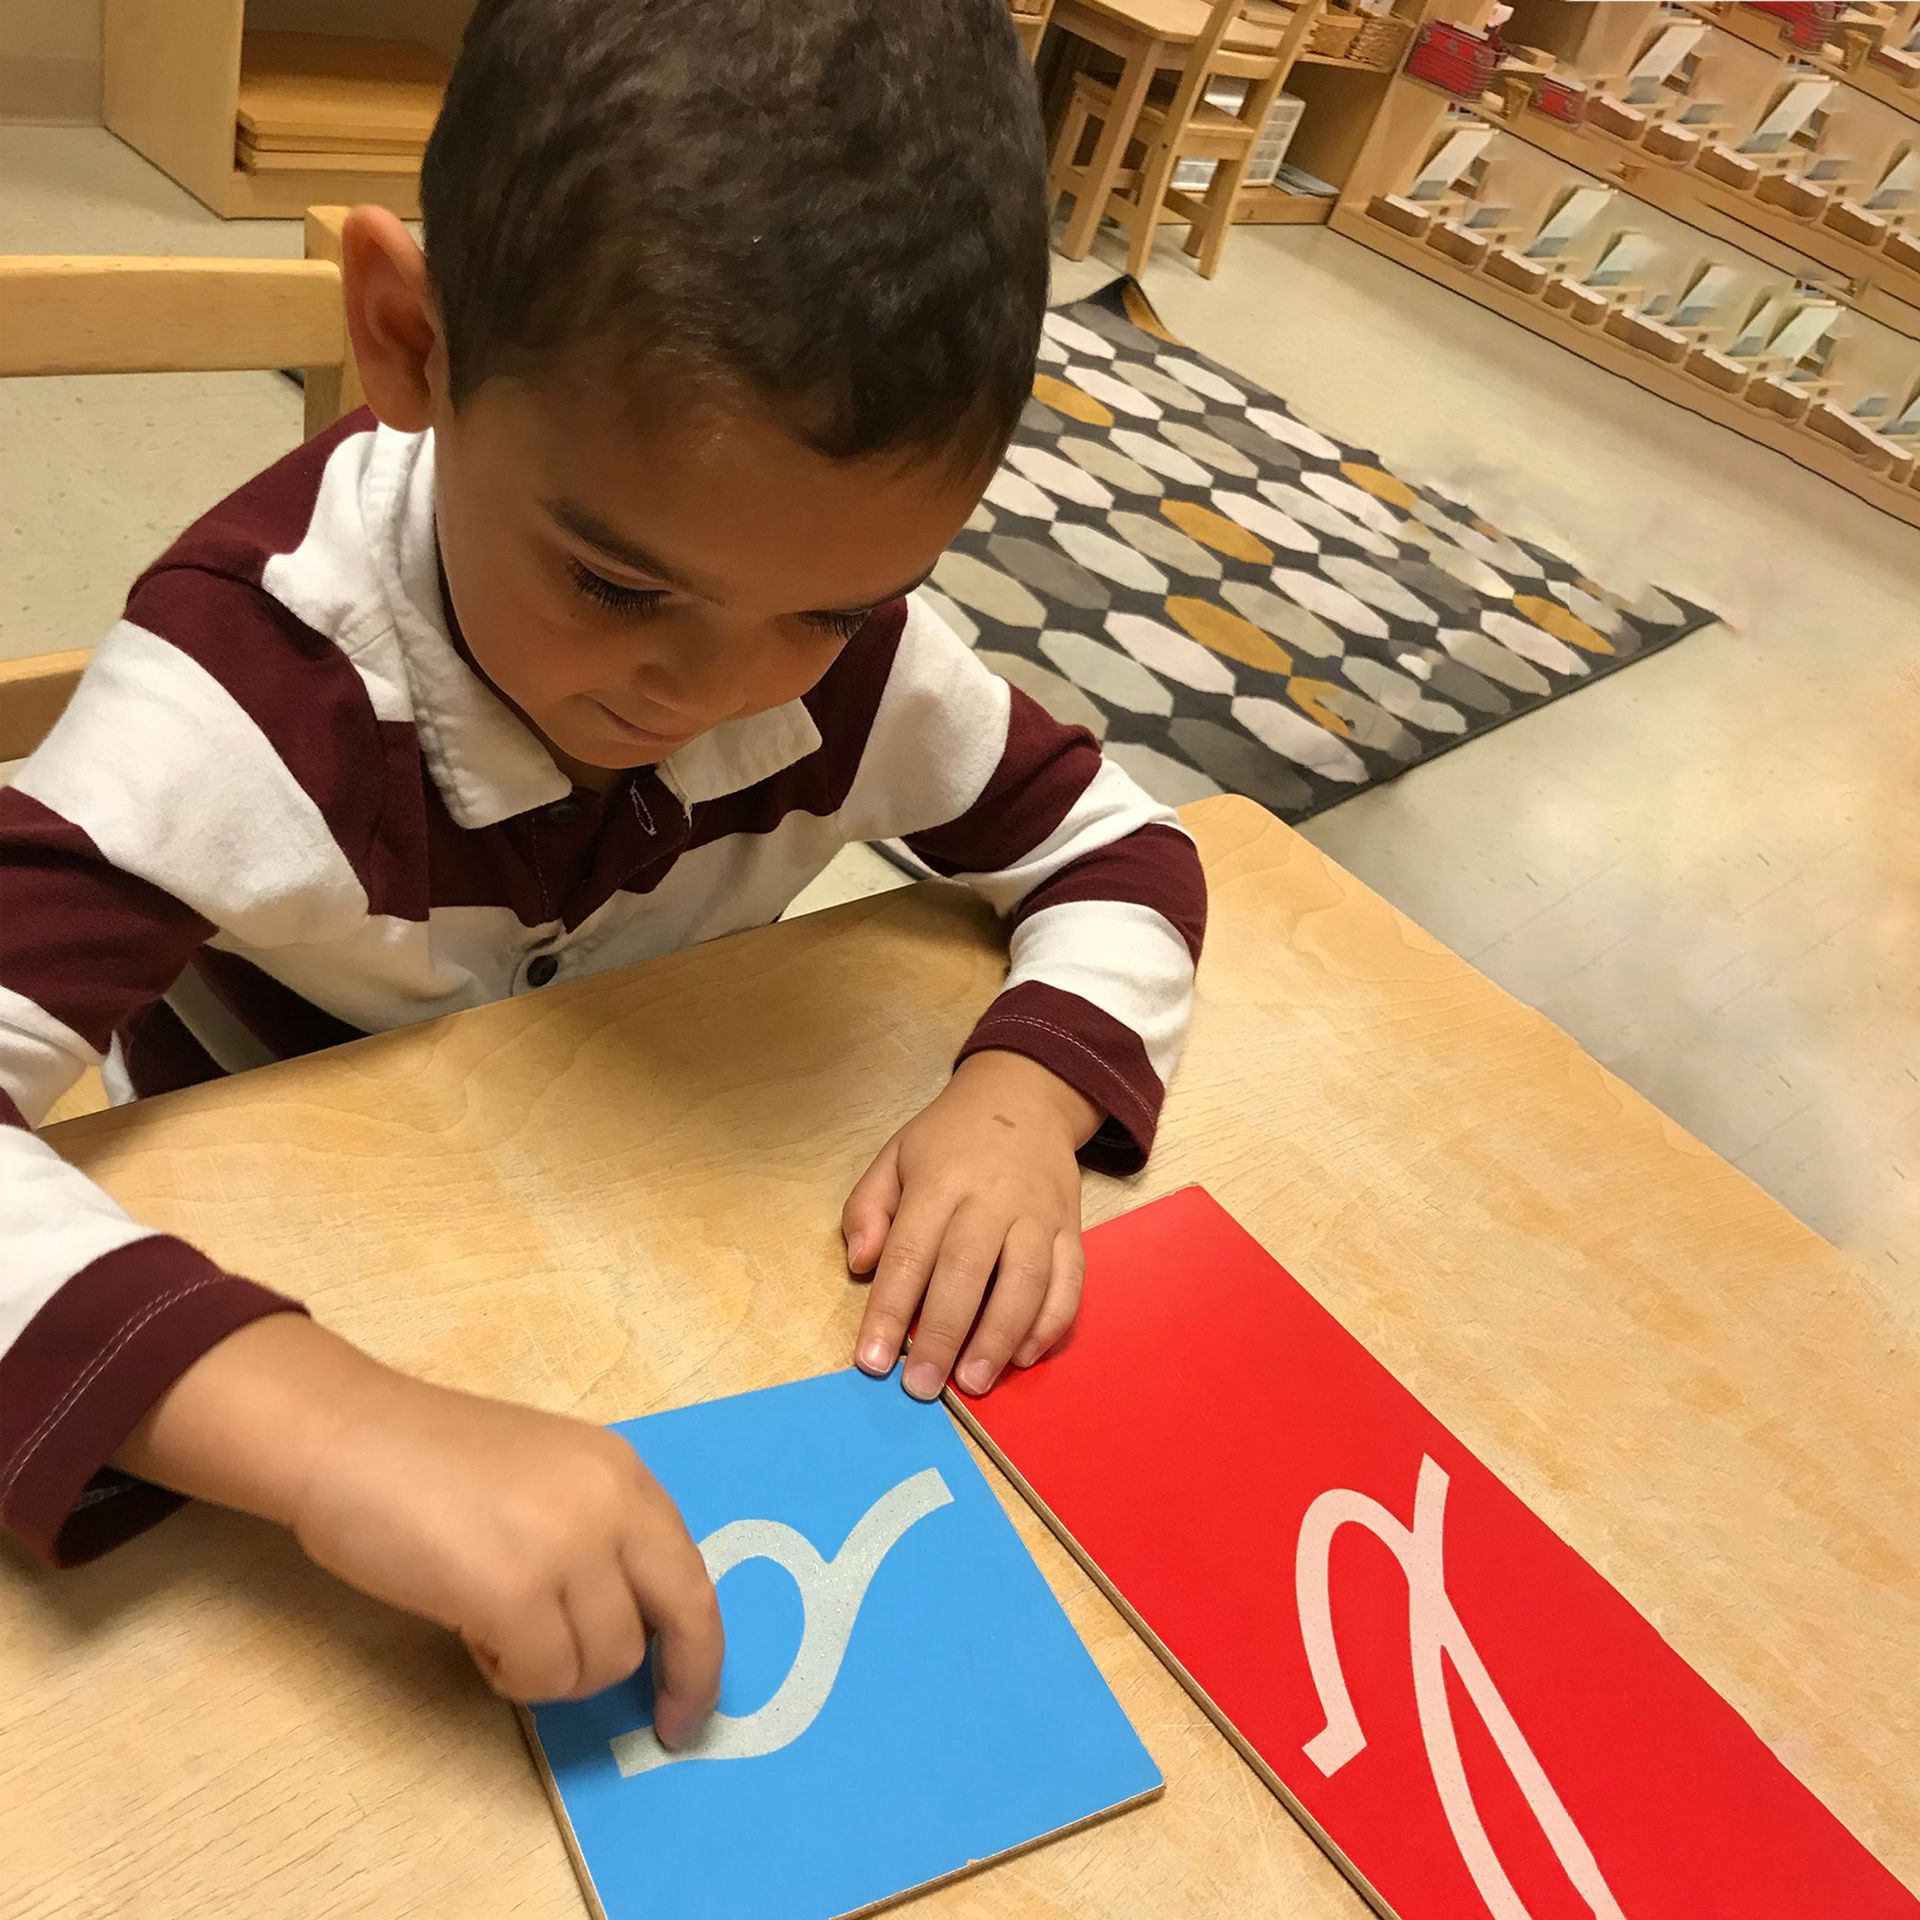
[952,1186,1915,1920]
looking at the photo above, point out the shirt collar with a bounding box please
[365,424,820,827]
[656,700,823,807]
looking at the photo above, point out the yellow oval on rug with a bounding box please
[1513,594,1616,655]
[1160,499,1274,565]
[1166,597,1295,674]
[1031,374,1113,426]
[1338,463,1420,510]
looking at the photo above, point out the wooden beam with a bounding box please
[0,256,344,378]
[0,650,90,765]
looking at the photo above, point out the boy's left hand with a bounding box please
[842,1051,1100,1402]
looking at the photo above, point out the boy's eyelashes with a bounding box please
[564,556,872,641]
[567,555,668,617]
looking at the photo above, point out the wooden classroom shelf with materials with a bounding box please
[102,0,454,218]
[1331,0,1920,525]
[1238,18,1431,226]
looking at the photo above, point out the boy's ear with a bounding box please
[341,206,442,434]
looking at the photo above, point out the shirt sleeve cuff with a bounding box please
[955,978,1164,1175]
[0,1235,306,1567]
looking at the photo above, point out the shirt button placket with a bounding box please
[526,792,582,989]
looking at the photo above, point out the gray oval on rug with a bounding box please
[927,277,1718,825]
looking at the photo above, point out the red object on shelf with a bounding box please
[1742,0,1840,48]
[1531,74,1587,126]
[1406,19,1501,99]
[959,1187,1920,1920]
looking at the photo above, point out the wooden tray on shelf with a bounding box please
[236,31,449,147]
[236,141,426,175]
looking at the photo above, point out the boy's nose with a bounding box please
[633,622,781,726]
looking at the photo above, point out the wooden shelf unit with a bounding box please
[1467,95,1920,335]
[1685,0,1920,117]
[1332,0,1920,522]
[1237,184,1339,219]
[103,1,455,219]
[1331,198,1920,523]
[1230,46,1417,219]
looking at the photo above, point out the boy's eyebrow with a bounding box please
[547,496,937,615]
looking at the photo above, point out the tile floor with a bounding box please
[3,126,1913,1294]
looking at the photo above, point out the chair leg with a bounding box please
[1127,133,1184,279]
[1183,169,1221,257]
[1061,44,1160,261]
[1048,95,1092,224]
[1197,152,1254,278]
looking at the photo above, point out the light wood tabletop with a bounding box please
[2,794,1914,1916]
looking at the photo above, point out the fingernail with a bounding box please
[903,1361,942,1401]
[845,1235,863,1269]
[858,1337,893,1375]
[1013,1341,1042,1369]
[957,1359,995,1396]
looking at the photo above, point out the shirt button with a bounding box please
[527,954,560,988]
[543,798,583,826]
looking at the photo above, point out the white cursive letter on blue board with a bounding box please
[610,1467,954,1777]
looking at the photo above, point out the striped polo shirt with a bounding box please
[0,411,1206,1566]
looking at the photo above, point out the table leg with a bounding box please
[1060,39,1161,262]
[1036,23,1079,134]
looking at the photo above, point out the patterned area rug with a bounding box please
[926,280,1717,821]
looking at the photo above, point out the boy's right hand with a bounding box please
[113,1315,722,1731]
[293,1364,724,1722]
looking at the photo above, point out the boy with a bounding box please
[0,0,1205,1741]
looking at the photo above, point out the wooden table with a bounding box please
[3,796,1915,1915]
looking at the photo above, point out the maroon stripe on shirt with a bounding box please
[957,977,1161,1173]
[0,788,212,1057]
[120,998,226,1101]
[1009,822,1208,962]
[905,686,1101,879]
[420,774,568,926]
[363,719,433,924]
[680,600,910,857]
[123,566,391,901]
[191,949,368,1060]
[138,408,372,590]
[1,1085,25,1131]
[0,1235,304,1566]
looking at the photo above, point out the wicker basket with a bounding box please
[1349,13,1414,69]
[1307,9,1365,59]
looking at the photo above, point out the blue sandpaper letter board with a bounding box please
[526,1368,1162,1919]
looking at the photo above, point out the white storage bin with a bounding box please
[1170,89,1305,194]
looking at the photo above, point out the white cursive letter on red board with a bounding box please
[1296,1455,1629,1920]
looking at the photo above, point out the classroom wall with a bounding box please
[0,0,103,125]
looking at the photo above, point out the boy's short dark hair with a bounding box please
[420,0,1049,468]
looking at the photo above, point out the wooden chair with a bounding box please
[1046,0,1320,275]
[0,206,364,766]
[1,209,362,1125]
